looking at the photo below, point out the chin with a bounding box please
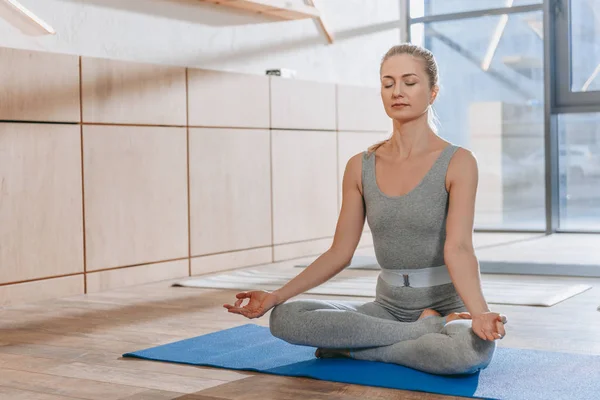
[387,109,418,122]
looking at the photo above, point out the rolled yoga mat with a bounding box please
[173,269,592,307]
[123,324,600,400]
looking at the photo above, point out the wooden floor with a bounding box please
[1,234,600,399]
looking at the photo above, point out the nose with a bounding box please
[392,84,404,98]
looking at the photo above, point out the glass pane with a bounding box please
[410,0,542,19]
[558,113,600,231]
[570,0,600,92]
[413,11,545,229]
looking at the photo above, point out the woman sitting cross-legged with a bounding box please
[224,43,507,376]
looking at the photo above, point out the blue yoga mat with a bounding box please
[123,324,599,400]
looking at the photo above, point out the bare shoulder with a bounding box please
[447,147,478,188]
[346,151,365,171]
[343,151,366,193]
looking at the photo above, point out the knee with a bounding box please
[268,303,287,339]
[442,320,496,374]
[269,301,303,340]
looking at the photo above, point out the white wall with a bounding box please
[0,0,403,87]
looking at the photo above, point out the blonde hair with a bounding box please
[368,43,441,153]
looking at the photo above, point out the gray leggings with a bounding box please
[269,298,496,375]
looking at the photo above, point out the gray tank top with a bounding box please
[361,144,459,270]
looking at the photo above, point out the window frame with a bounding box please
[552,0,600,113]
[405,0,600,235]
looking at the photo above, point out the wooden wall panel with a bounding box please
[273,238,332,262]
[191,248,272,276]
[0,47,80,122]
[337,84,391,132]
[270,77,336,130]
[0,123,83,284]
[188,69,269,128]
[271,130,338,244]
[0,275,84,307]
[81,57,186,125]
[83,125,188,271]
[189,128,272,256]
[86,260,189,293]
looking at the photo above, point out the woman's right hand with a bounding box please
[223,290,279,319]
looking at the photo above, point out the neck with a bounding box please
[389,112,435,158]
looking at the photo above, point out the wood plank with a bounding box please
[119,390,190,400]
[0,330,148,353]
[199,0,320,20]
[0,367,146,400]
[0,386,84,400]
[45,362,227,393]
[197,375,467,400]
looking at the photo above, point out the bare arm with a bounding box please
[444,149,506,340]
[443,149,488,314]
[271,153,366,305]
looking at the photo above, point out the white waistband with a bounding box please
[379,265,452,288]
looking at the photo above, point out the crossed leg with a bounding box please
[269,299,495,375]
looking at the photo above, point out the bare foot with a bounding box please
[445,312,472,323]
[315,348,351,359]
[418,308,441,320]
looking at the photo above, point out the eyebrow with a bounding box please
[382,73,418,79]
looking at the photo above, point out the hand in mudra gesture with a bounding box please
[223,290,279,319]
[472,312,507,341]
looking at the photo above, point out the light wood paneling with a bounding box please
[0,276,83,307]
[191,247,272,276]
[270,77,336,130]
[271,130,338,244]
[337,84,391,132]
[337,131,389,213]
[189,129,271,256]
[273,238,332,261]
[86,260,189,293]
[81,57,186,125]
[188,69,269,128]
[83,125,188,271]
[0,48,80,122]
[0,123,83,284]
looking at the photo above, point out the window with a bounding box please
[411,10,546,229]
[410,0,543,19]
[558,113,600,231]
[553,0,600,109]
[407,0,600,233]
[569,0,600,93]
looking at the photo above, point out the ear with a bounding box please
[430,85,439,104]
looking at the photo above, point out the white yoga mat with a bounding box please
[173,269,591,307]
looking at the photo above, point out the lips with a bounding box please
[392,103,408,107]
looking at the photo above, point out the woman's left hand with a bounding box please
[471,312,507,341]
